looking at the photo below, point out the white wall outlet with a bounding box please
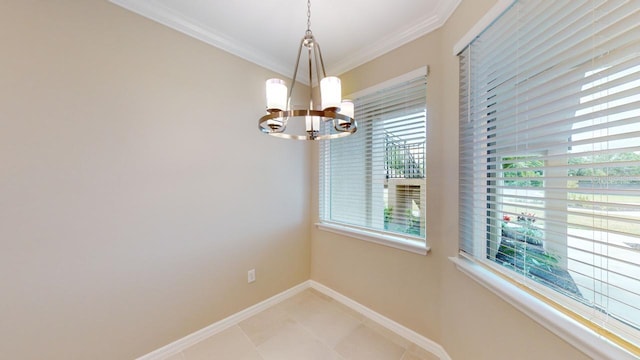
[247,269,256,283]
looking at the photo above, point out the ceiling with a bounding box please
[110,0,461,82]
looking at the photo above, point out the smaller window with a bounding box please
[319,68,428,252]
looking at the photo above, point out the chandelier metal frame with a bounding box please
[258,0,357,140]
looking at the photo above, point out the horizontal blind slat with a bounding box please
[321,73,427,240]
[459,0,640,352]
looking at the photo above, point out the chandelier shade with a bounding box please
[265,79,287,112]
[258,0,357,140]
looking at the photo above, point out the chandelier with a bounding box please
[258,0,357,140]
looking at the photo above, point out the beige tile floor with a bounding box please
[164,289,439,360]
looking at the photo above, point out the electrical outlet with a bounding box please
[247,269,256,283]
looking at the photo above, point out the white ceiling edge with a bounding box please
[331,0,462,75]
[109,0,292,78]
[110,0,461,83]
[331,0,461,77]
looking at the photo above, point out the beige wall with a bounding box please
[0,1,602,359]
[0,1,310,359]
[311,29,445,342]
[311,1,591,359]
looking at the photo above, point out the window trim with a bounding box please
[317,222,429,255]
[318,67,429,254]
[450,255,637,360]
[456,1,640,356]
[452,0,513,55]
[347,67,429,99]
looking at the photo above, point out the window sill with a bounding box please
[316,222,429,255]
[449,255,637,360]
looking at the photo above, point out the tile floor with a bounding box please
[163,289,439,360]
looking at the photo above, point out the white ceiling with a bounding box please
[110,0,461,81]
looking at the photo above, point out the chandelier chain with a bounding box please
[306,0,311,31]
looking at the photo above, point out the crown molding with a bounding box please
[111,0,461,80]
[436,0,463,25]
[330,0,462,76]
[328,14,439,76]
[109,0,292,79]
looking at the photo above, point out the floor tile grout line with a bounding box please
[263,289,353,359]
[300,289,418,359]
[170,287,436,360]
[236,324,266,360]
[239,293,343,360]
[310,282,444,359]
[289,311,346,358]
[400,349,409,360]
[294,292,364,348]
[290,289,364,357]
[287,289,411,360]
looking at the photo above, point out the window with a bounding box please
[319,68,428,253]
[459,0,639,357]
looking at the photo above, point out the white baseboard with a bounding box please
[136,281,311,360]
[309,280,451,360]
[136,280,451,360]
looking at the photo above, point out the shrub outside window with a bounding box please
[458,0,640,356]
[319,69,427,250]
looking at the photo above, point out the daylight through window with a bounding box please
[459,0,640,355]
[320,69,427,248]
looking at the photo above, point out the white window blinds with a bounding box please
[320,71,427,242]
[459,0,640,355]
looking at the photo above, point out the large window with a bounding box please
[319,69,427,252]
[459,0,639,356]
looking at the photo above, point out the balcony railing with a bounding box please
[385,132,425,179]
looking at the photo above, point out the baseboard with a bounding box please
[136,281,311,360]
[136,280,451,360]
[309,280,452,360]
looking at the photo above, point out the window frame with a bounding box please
[449,255,635,360]
[455,1,640,358]
[317,67,429,255]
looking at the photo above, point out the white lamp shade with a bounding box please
[320,76,342,110]
[266,78,287,111]
[339,100,354,119]
[305,115,320,131]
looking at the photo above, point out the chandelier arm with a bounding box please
[308,43,314,111]
[259,0,358,140]
[314,41,328,79]
[313,42,323,89]
[289,37,307,105]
